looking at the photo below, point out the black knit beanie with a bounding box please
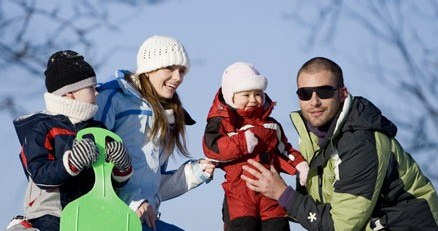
[44,50,97,95]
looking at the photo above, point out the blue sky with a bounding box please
[1,1,436,230]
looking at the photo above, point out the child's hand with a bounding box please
[296,161,309,186]
[250,125,279,153]
[105,141,132,172]
[68,138,98,173]
[244,130,258,154]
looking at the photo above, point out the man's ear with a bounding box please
[339,87,349,101]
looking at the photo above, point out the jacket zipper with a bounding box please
[317,166,324,203]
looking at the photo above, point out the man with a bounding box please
[241,57,438,230]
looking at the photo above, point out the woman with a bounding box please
[95,35,215,231]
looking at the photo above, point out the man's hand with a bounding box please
[241,159,288,200]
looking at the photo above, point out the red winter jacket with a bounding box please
[203,89,304,189]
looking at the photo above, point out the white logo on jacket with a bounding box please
[308,212,317,222]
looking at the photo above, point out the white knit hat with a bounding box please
[221,62,267,108]
[136,35,190,75]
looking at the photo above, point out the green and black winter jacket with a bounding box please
[287,95,438,230]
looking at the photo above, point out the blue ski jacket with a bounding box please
[95,70,211,213]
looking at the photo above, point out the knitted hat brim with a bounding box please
[223,75,267,107]
[51,76,97,96]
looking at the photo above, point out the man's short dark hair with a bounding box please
[297,57,344,87]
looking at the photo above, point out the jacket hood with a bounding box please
[115,70,146,102]
[340,96,397,138]
[96,70,146,106]
[206,88,275,123]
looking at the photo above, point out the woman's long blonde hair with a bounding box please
[125,71,189,157]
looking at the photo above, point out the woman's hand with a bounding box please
[199,159,216,176]
[136,201,158,230]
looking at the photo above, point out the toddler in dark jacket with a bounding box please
[7,50,133,231]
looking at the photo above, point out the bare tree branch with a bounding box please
[0,0,169,118]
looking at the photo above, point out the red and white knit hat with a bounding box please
[221,62,267,108]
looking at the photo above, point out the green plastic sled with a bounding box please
[60,127,141,231]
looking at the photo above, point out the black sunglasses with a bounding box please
[296,85,338,101]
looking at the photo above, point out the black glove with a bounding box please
[105,141,131,172]
[69,138,98,172]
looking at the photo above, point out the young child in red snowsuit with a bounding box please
[203,62,309,231]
